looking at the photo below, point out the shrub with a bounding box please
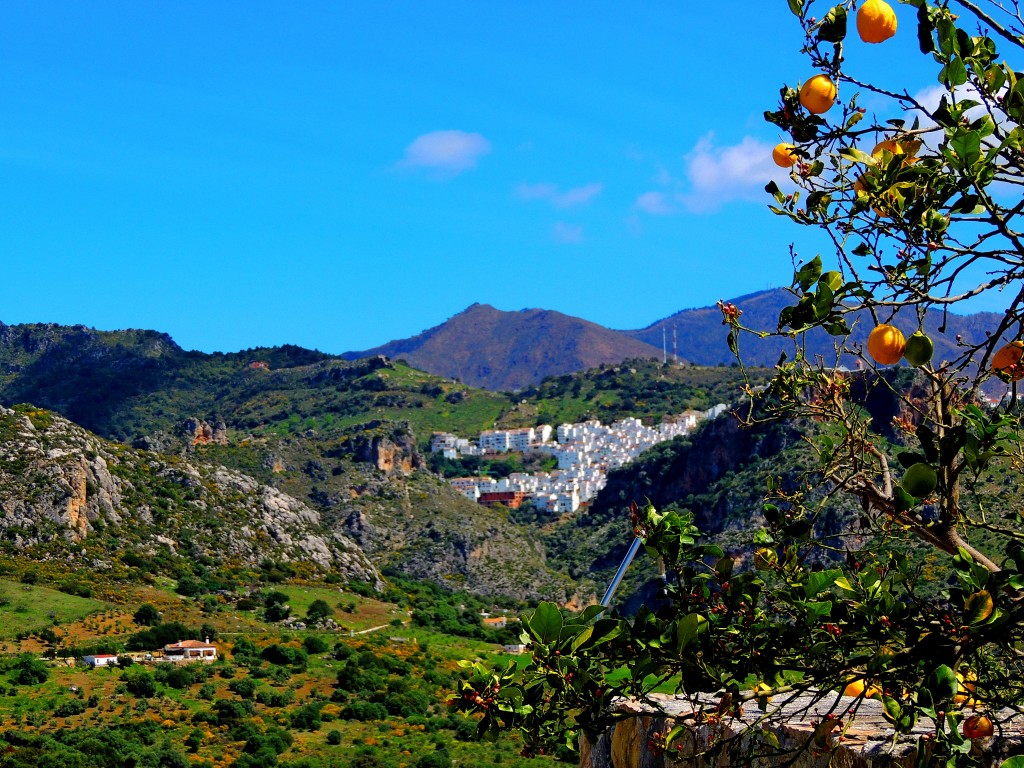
[302,636,330,655]
[9,654,48,685]
[305,599,332,623]
[122,668,157,698]
[228,676,258,700]
[133,604,161,626]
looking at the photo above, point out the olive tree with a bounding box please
[454,2,1024,766]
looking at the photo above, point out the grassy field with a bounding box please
[0,580,108,640]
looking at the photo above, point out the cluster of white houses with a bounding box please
[437,405,727,514]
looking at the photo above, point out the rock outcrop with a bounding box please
[183,417,229,446]
[0,406,379,584]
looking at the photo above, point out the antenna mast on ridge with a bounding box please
[673,327,678,364]
[662,327,667,364]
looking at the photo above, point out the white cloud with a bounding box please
[633,191,672,215]
[553,222,584,244]
[516,181,603,208]
[397,130,491,178]
[628,134,790,217]
[679,133,784,212]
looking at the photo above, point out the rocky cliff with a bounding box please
[0,405,378,584]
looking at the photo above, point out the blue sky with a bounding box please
[0,2,947,354]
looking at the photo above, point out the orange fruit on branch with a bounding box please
[867,324,906,365]
[857,0,898,43]
[800,75,837,114]
[992,340,1024,380]
[962,714,993,739]
[772,143,798,168]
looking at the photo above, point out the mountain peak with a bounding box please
[343,305,662,391]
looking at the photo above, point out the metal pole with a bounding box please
[600,536,644,609]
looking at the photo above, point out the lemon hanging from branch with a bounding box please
[799,74,837,114]
[857,0,897,44]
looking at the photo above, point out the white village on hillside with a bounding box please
[433,404,728,514]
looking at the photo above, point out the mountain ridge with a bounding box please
[342,303,665,391]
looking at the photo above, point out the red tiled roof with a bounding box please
[165,640,216,650]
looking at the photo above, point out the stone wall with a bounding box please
[580,692,1024,767]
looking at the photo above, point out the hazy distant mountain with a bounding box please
[626,288,1006,368]
[341,290,1006,391]
[342,303,664,391]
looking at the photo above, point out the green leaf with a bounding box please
[569,618,622,655]
[819,271,843,292]
[941,56,969,87]
[879,694,902,723]
[894,485,915,514]
[676,613,702,654]
[715,556,734,579]
[917,425,938,462]
[964,590,994,624]
[840,146,878,165]
[897,451,929,469]
[817,6,847,43]
[998,758,1024,768]
[795,256,822,291]
[765,180,786,204]
[834,576,857,596]
[916,3,935,54]
[927,664,957,706]
[803,600,833,619]
[805,569,843,597]
[528,602,562,644]
[788,0,804,16]
[813,283,834,320]
[950,131,981,167]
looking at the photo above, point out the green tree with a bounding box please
[133,604,161,626]
[305,599,333,623]
[122,667,157,698]
[9,654,48,685]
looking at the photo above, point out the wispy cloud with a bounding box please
[679,134,782,212]
[397,130,491,178]
[629,133,789,218]
[553,222,584,244]
[633,191,672,215]
[516,181,604,208]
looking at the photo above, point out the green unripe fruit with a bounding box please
[901,462,937,498]
[903,331,934,367]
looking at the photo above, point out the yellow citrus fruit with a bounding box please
[772,143,798,168]
[753,548,777,570]
[857,0,898,43]
[842,678,882,698]
[853,176,894,217]
[963,714,993,739]
[956,670,979,706]
[843,679,866,697]
[800,75,837,114]
[867,324,906,365]
[903,331,934,367]
[872,137,919,166]
[992,340,1024,380]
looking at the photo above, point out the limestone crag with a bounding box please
[0,406,379,584]
[346,421,421,475]
[183,417,228,446]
